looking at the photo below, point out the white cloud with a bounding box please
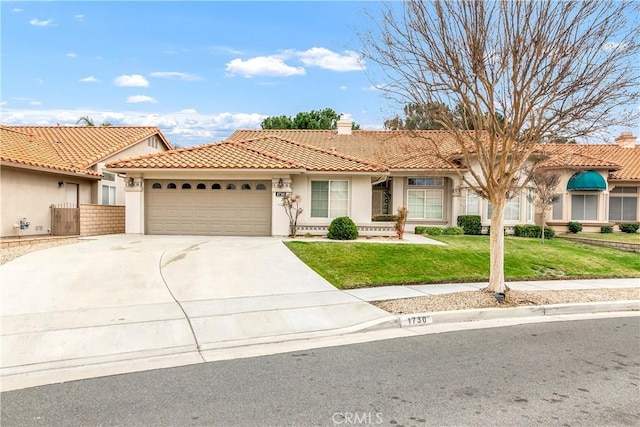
[602,42,628,51]
[29,101,42,106]
[80,76,100,83]
[74,14,84,21]
[114,74,149,87]
[30,18,55,27]
[364,84,387,91]
[0,101,8,106]
[0,108,268,146]
[12,8,23,13]
[340,85,348,90]
[210,45,244,56]
[296,47,364,72]
[225,57,305,78]
[66,53,78,58]
[150,71,202,81]
[125,95,158,104]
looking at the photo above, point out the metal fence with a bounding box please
[50,203,80,236]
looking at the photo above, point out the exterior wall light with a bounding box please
[277,178,284,188]
[58,181,65,188]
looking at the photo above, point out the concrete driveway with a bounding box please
[1,235,395,390]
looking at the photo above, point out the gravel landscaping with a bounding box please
[372,288,640,314]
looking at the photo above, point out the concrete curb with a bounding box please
[396,300,640,327]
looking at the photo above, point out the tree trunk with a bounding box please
[487,198,506,293]
[541,209,546,245]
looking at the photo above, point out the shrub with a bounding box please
[457,215,482,235]
[600,225,613,234]
[327,216,359,240]
[568,221,582,233]
[395,206,408,239]
[513,224,555,240]
[619,223,640,233]
[415,226,442,236]
[372,214,397,222]
[442,226,464,235]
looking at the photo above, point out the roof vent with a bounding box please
[614,131,637,148]
[337,113,353,135]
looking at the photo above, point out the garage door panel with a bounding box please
[145,180,271,236]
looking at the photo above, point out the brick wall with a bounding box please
[559,236,640,253]
[79,204,125,236]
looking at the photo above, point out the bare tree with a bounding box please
[528,171,561,244]
[361,0,639,293]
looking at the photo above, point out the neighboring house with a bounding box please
[1,125,171,237]
[106,118,639,237]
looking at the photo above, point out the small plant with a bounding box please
[415,226,442,236]
[600,225,613,234]
[618,223,640,233]
[395,206,408,239]
[442,226,464,235]
[372,214,397,222]
[513,224,555,240]
[281,194,303,237]
[568,221,582,233]
[327,216,359,240]
[457,215,482,235]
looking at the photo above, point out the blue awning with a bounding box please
[567,171,606,191]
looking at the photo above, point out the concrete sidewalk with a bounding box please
[344,278,640,301]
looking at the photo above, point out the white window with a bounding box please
[102,185,116,205]
[311,180,348,218]
[408,177,444,186]
[408,189,444,219]
[488,197,521,221]
[552,194,563,220]
[102,172,116,181]
[609,187,637,221]
[571,194,598,221]
[466,190,480,215]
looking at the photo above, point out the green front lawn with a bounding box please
[562,232,640,243]
[285,236,640,289]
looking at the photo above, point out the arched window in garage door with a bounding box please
[196,183,206,189]
[212,183,221,190]
[182,183,192,189]
[167,183,177,189]
[152,183,162,189]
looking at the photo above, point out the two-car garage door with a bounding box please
[145,180,271,236]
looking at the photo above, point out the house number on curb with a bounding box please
[400,314,433,327]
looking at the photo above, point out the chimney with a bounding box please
[337,113,353,135]
[615,131,637,148]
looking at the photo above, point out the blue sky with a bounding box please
[2,1,395,147]
[2,1,637,148]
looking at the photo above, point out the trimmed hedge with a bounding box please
[568,221,583,233]
[600,225,613,234]
[513,224,555,240]
[372,214,398,222]
[619,223,640,233]
[327,216,359,240]
[415,226,442,236]
[442,226,464,235]
[457,215,482,235]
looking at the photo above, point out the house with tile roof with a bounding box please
[106,117,639,237]
[1,125,171,237]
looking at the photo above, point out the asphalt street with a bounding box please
[2,316,639,427]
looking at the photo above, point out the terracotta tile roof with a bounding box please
[538,144,640,181]
[107,140,303,170]
[4,125,172,169]
[234,135,388,172]
[229,130,462,170]
[107,136,387,173]
[0,126,101,177]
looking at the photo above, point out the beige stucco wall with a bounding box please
[543,169,610,225]
[1,166,94,237]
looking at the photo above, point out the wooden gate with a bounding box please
[50,203,80,236]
